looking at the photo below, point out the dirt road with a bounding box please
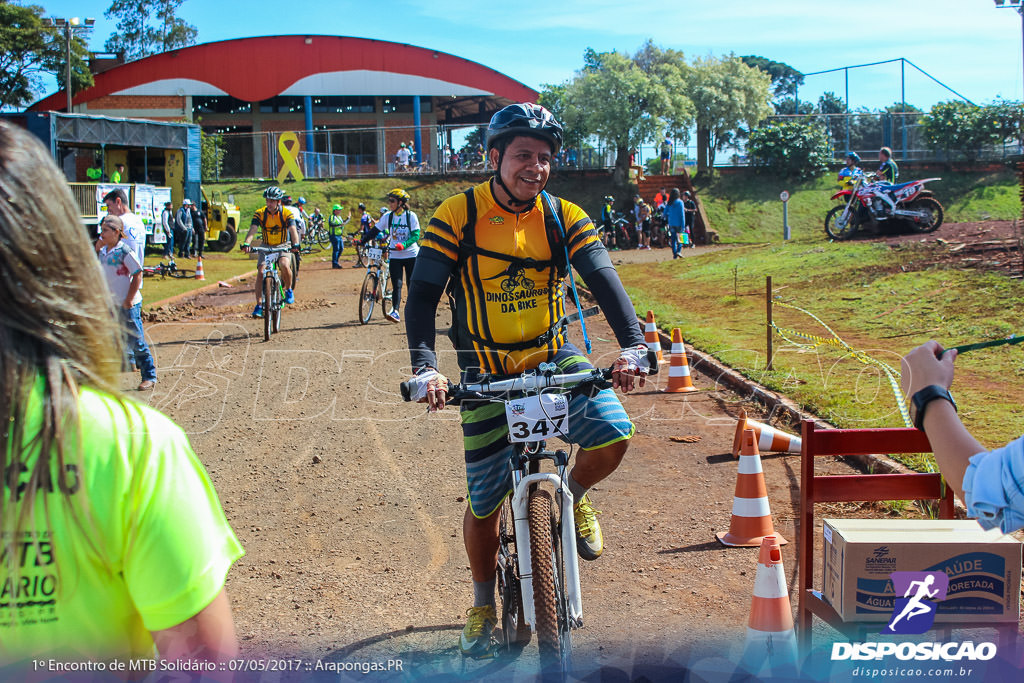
[131,248,945,680]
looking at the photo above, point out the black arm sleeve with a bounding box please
[405,251,454,371]
[578,258,645,349]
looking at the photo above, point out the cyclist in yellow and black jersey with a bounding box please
[402,103,649,657]
[240,186,300,317]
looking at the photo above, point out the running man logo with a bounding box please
[882,571,949,635]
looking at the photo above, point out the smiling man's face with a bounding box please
[492,136,552,204]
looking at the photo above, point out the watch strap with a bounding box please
[911,385,956,431]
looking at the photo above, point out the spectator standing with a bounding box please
[682,191,697,248]
[102,188,145,271]
[328,203,350,268]
[660,135,673,175]
[86,156,103,181]
[160,200,175,259]
[96,215,157,391]
[110,163,125,183]
[666,188,685,259]
[191,201,208,259]
[176,199,194,258]
[601,195,616,250]
[395,143,412,172]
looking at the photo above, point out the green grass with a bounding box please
[141,249,255,308]
[617,242,1024,470]
[692,168,1020,244]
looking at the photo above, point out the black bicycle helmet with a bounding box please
[846,152,861,163]
[486,103,563,154]
[263,186,285,200]
[358,202,366,210]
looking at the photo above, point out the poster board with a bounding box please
[150,187,172,245]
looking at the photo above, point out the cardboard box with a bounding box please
[822,518,1021,623]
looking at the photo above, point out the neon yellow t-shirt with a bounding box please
[0,382,244,665]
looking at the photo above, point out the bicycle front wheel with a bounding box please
[169,268,195,279]
[316,228,330,249]
[359,270,378,324]
[381,273,394,318]
[528,489,570,672]
[263,275,273,342]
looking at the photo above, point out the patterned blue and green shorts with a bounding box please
[460,344,635,518]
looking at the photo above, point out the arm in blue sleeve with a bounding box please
[571,242,645,349]
[962,435,1024,534]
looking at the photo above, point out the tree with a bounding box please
[104,0,197,60]
[0,2,93,110]
[200,129,225,182]
[688,55,773,175]
[741,55,804,108]
[747,118,832,179]
[921,100,1022,164]
[544,44,693,184]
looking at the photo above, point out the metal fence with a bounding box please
[207,113,1020,181]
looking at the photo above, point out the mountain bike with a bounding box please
[254,245,291,342]
[400,357,656,676]
[301,213,330,252]
[357,241,393,324]
[141,259,195,279]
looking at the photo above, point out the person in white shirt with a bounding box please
[97,214,157,390]
[395,143,412,173]
[380,188,419,323]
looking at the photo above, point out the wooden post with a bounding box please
[766,276,774,372]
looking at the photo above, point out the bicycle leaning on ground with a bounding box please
[254,245,291,341]
[401,358,655,674]
[357,239,393,324]
[141,259,195,279]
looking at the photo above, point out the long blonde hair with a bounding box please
[0,121,122,554]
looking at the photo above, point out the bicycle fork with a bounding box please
[510,472,583,630]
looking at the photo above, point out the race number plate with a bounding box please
[367,247,383,262]
[505,393,570,443]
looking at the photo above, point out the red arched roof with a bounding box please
[31,35,537,110]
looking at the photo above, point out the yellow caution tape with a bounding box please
[771,300,916,434]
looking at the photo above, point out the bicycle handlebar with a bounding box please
[400,350,659,405]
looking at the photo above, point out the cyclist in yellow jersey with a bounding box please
[240,185,301,316]
[402,103,650,656]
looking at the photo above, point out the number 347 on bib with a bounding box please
[504,393,570,443]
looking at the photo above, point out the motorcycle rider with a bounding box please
[837,152,863,190]
[874,147,899,184]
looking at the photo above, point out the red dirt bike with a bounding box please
[824,175,944,241]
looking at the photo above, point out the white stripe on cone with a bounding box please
[737,454,763,475]
[752,561,788,599]
[668,365,691,377]
[732,496,771,518]
[671,342,684,353]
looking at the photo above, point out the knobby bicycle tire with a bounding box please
[272,276,282,334]
[498,500,532,649]
[316,229,330,249]
[169,268,195,279]
[381,272,394,318]
[263,275,273,342]
[359,270,378,325]
[528,489,561,667]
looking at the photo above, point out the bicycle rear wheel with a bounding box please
[291,252,301,291]
[381,271,394,318]
[263,276,273,342]
[359,270,378,325]
[528,489,571,674]
[272,276,282,333]
[316,228,330,249]
[497,499,531,651]
[169,268,195,279]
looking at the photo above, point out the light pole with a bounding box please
[994,0,1024,150]
[42,16,95,113]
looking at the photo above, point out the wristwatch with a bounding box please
[910,385,957,431]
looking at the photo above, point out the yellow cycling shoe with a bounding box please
[459,605,496,657]
[574,493,604,560]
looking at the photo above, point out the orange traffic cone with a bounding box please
[195,257,206,281]
[740,535,798,677]
[664,328,697,393]
[643,310,664,363]
[716,428,787,547]
[731,410,801,458]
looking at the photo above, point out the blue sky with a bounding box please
[33,0,1024,111]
